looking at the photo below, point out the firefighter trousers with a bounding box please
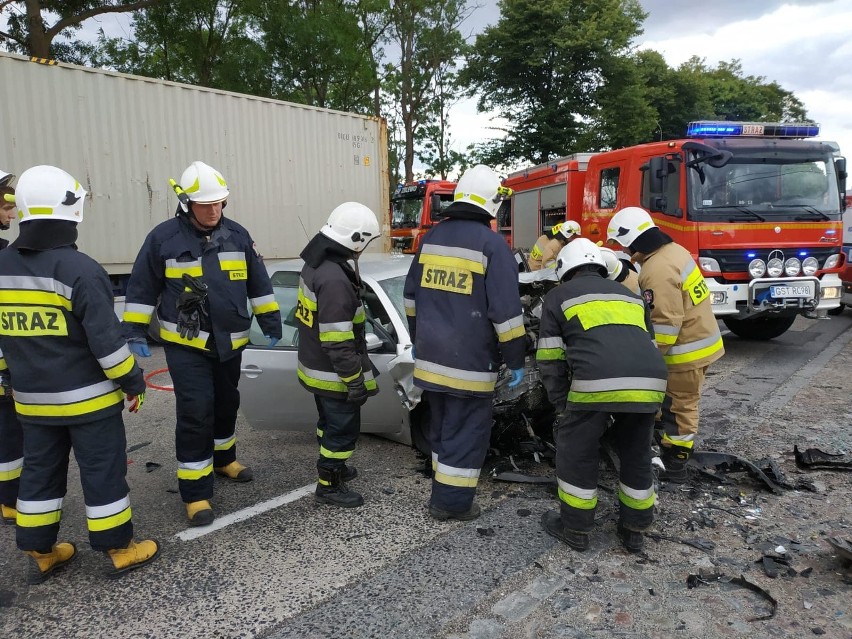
[0,400,23,509]
[658,365,708,452]
[16,413,133,552]
[556,410,655,533]
[426,391,492,514]
[165,345,241,503]
[314,395,360,472]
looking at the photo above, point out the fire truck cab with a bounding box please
[582,121,846,339]
[390,179,456,254]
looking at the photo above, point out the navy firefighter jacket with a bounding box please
[123,214,281,361]
[403,208,526,397]
[0,245,146,425]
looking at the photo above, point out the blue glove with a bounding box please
[507,368,524,388]
[265,335,279,347]
[410,345,416,359]
[128,339,151,358]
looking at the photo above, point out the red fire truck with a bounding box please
[389,179,457,253]
[836,193,852,314]
[503,122,846,339]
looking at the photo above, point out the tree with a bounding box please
[256,0,384,112]
[91,0,268,94]
[385,0,470,182]
[460,0,646,167]
[0,0,161,61]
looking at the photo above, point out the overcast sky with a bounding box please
[77,0,852,168]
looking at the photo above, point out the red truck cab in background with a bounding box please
[503,122,847,340]
[389,179,456,254]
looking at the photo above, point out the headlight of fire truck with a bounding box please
[699,257,721,273]
[766,257,784,277]
[801,256,819,276]
[824,253,841,269]
[748,259,766,278]
[784,258,801,277]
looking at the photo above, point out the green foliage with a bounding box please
[461,0,647,166]
[0,0,162,61]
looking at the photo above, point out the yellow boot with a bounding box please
[106,539,160,580]
[214,461,253,483]
[1,503,16,524]
[26,542,78,584]
[186,500,214,527]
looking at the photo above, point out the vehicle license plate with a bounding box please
[770,284,813,298]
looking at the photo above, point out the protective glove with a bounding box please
[265,335,279,347]
[176,274,209,340]
[507,367,525,388]
[128,339,151,358]
[126,392,145,413]
[345,375,369,406]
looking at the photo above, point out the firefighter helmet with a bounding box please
[555,237,607,281]
[557,220,581,240]
[453,164,511,218]
[320,202,381,253]
[12,165,86,224]
[178,161,229,211]
[0,170,14,188]
[598,246,624,280]
[607,206,656,248]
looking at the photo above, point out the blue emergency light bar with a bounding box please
[687,121,820,139]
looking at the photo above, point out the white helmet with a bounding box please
[453,164,511,218]
[555,237,607,281]
[12,165,86,224]
[598,246,624,280]
[178,161,229,211]
[556,220,581,240]
[320,202,381,253]
[0,170,14,188]
[607,206,656,248]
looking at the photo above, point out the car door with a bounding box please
[239,267,409,434]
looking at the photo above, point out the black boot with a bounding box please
[617,524,644,553]
[660,446,690,483]
[540,510,589,551]
[315,467,364,508]
[341,464,358,481]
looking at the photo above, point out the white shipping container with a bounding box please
[0,52,390,275]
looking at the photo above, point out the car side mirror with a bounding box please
[365,333,383,352]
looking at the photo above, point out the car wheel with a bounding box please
[722,314,797,340]
[827,303,845,316]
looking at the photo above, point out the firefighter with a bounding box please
[607,206,724,482]
[0,170,22,525]
[0,165,159,583]
[528,220,581,271]
[537,238,667,552]
[599,245,641,295]
[123,161,282,526]
[296,202,381,508]
[404,165,526,521]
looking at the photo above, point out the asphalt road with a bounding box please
[1,314,851,639]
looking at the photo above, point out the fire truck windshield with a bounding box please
[391,196,423,229]
[687,152,841,221]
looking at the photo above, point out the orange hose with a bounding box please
[144,368,174,392]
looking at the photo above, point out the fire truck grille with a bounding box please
[699,248,839,273]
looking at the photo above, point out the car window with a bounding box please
[249,271,300,347]
[376,275,406,322]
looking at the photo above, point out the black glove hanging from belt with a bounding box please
[345,374,369,406]
[176,273,209,340]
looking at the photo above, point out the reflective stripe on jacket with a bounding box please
[528,235,563,271]
[123,216,281,361]
[535,272,668,413]
[0,246,145,425]
[403,216,526,398]
[296,260,378,401]
[635,242,724,371]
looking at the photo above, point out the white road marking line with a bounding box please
[175,483,315,541]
